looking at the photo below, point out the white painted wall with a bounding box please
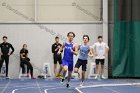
[0,23,104,79]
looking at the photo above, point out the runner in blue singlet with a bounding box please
[58,32,78,88]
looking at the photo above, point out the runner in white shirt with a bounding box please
[92,36,109,79]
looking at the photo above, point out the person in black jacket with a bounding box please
[20,44,35,79]
[0,36,14,79]
[52,36,63,78]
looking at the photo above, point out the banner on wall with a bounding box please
[113,0,140,77]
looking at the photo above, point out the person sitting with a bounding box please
[20,44,35,79]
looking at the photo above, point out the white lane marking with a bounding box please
[75,83,140,93]
[1,80,10,93]
[12,86,65,93]
[44,89,48,93]
[36,81,42,93]
[44,87,66,93]
[75,87,83,93]
[12,86,53,93]
[12,89,18,93]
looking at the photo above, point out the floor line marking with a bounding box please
[44,89,48,93]
[12,86,54,93]
[12,89,18,93]
[75,87,83,93]
[1,80,10,93]
[44,87,67,93]
[75,83,140,93]
[36,80,42,93]
[103,87,120,93]
[77,83,140,89]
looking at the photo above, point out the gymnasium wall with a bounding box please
[0,24,103,79]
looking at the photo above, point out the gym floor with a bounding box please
[0,79,140,93]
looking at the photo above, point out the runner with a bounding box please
[59,32,78,88]
[74,35,94,86]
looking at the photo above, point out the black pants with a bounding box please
[0,55,9,77]
[20,58,33,77]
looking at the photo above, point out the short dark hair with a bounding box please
[23,44,27,47]
[83,35,90,41]
[98,36,103,39]
[55,36,59,39]
[3,36,7,39]
[67,32,75,37]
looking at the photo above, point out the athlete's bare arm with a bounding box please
[71,43,78,56]
[57,43,64,55]
[89,47,94,57]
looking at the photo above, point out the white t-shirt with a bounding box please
[92,42,109,59]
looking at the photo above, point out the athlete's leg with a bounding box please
[74,67,80,78]
[65,71,72,88]
[20,62,25,74]
[57,58,63,77]
[28,62,33,78]
[61,59,69,84]
[27,66,30,75]
[61,59,68,78]
[26,58,30,74]
[53,58,57,77]
[81,61,87,82]
[54,64,57,76]
[62,66,68,78]
[79,71,86,87]
[74,59,81,78]
[66,62,73,88]
[0,55,4,73]
[74,68,80,78]
[60,65,68,83]
[74,68,78,73]
[101,59,105,79]
[5,55,9,77]
[67,71,72,82]
[81,71,85,83]
[101,65,104,75]
[24,60,34,79]
[95,59,99,79]
[74,59,80,73]
[101,59,105,75]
